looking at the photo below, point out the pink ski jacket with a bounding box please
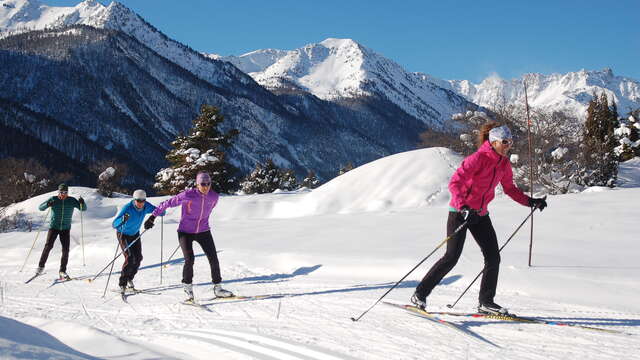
[449,141,529,216]
[153,188,219,234]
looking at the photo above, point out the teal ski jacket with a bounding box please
[39,196,87,230]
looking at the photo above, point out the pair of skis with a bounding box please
[384,302,627,336]
[181,294,280,311]
[111,288,161,303]
[25,273,76,285]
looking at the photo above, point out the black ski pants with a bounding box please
[38,229,70,272]
[178,230,221,285]
[416,211,500,304]
[117,232,143,287]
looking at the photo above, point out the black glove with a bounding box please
[528,196,548,211]
[144,215,156,230]
[78,197,85,206]
[47,199,55,207]
[460,205,480,225]
[122,213,130,223]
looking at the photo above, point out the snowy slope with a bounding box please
[1,149,639,359]
[446,69,640,119]
[219,38,474,129]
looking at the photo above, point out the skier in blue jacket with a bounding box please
[111,189,160,293]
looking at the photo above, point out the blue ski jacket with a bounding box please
[112,200,158,236]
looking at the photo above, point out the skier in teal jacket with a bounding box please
[36,184,87,280]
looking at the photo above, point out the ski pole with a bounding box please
[163,244,181,268]
[81,207,85,266]
[350,220,469,322]
[19,208,51,272]
[102,219,127,296]
[102,239,120,298]
[88,228,148,283]
[160,216,163,284]
[446,207,538,310]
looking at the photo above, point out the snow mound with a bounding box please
[293,147,461,216]
[617,157,640,188]
[217,147,462,219]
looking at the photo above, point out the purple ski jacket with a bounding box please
[153,188,219,234]
[449,140,529,216]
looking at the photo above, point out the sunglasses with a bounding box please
[501,139,513,146]
[59,191,68,194]
[199,182,211,187]
[134,199,146,203]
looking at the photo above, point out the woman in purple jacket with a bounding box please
[146,172,233,300]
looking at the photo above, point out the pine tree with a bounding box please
[301,170,320,189]
[240,159,281,194]
[279,169,299,191]
[579,93,619,187]
[338,163,354,176]
[615,109,640,160]
[239,159,299,194]
[154,105,239,194]
[89,160,128,197]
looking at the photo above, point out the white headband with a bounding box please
[488,125,512,142]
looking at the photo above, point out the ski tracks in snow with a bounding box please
[160,328,352,360]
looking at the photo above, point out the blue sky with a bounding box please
[47,0,639,82]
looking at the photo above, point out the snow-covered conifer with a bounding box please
[240,159,299,194]
[90,160,128,197]
[301,170,320,189]
[578,93,619,187]
[154,105,239,194]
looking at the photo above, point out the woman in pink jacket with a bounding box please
[411,122,547,315]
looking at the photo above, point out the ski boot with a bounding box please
[183,283,194,301]
[35,267,44,276]
[58,271,71,281]
[410,292,427,310]
[127,280,136,291]
[213,283,234,298]
[478,301,510,315]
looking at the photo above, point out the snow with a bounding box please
[551,147,568,160]
[1,147,639,359]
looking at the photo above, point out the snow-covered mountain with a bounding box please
[218,38,476,130]
[444,69,640,119]
[1,0,260,91]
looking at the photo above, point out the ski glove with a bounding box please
[47,199,55,207]
[144,215,156,230]
[528,196,547,211]
[78,197,85,206]
[460,205,480,225]
[122,213,130,223]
